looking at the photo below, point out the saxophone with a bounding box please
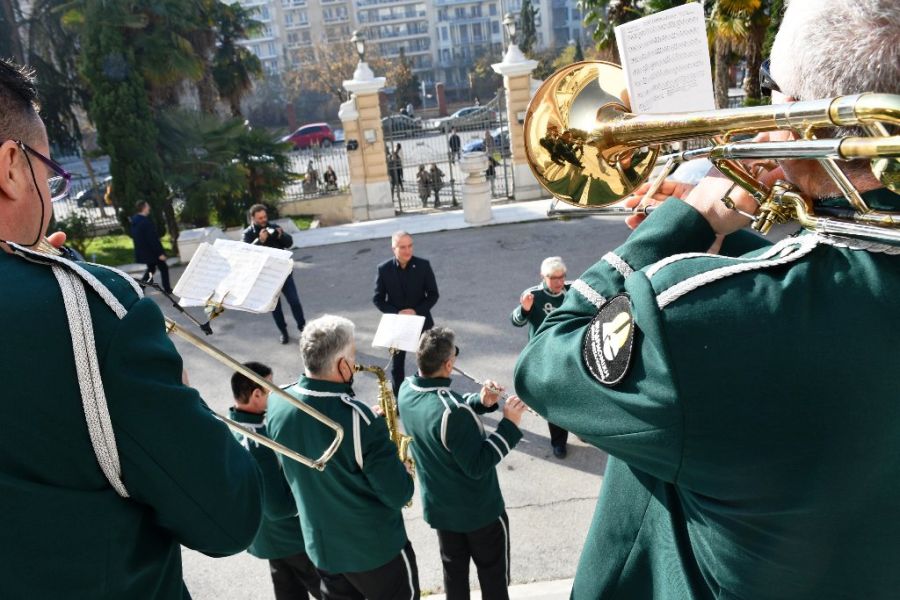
[354,364,415,481]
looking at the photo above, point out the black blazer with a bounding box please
[130,213,164,264]
[373,256,439,330]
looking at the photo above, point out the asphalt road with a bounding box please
[171,214,635,598]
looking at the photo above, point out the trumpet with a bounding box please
[525,61,900,242]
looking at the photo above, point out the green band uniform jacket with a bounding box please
[510,281,571,338]
[267,377,414,573]
[229,407,306,559]
[0,252,263,599]
[514,190,900,600]
[397,376,523,532]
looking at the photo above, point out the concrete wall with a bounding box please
[279,193,353,226]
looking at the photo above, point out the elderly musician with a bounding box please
[229,362,322,600]
[398,327,527,600]
[515,1,900,598]
[0,58,262,597]
[267,315,419,600]
[510,256,571,458]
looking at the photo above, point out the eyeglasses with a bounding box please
[454,346,460,357]
[547,274,566,281]
[759,58,782,98]
[15,141,72,201]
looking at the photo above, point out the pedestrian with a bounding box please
[484,129,496,158]
[323,165,338,191]
[373,231,440,395]
[0,57,262,597]
[230,362,322,600]
[303,160,319,194]
[242,204,306,344]
[398,328,527,600]
[131,200,173,294]
[514,1,900,597]
[448,128,461,163]
[416,164,431,207]
[429,163,445,208]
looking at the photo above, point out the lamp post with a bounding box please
[502,12,517,47]
[350,29,365,63]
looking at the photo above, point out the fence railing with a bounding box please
[282,146,352,202]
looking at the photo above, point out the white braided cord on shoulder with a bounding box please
[571,279,607,308]
[602,252,634,279]
[813,233,900,255]
[51,265,129,498]
[646,236,803,280]
[656,235,820,309]
[90,262,145,298]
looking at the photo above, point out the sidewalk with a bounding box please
[426,578,573,600]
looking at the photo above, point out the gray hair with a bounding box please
[300,315,355,376]
[540,256,567,276]
[771,0,900,101]
[417,327,456,377]
[391,230,411,247]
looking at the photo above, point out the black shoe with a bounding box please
[279,332,289,345]
[552,445,567,459]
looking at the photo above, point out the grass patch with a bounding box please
[83,233,174,266]
[291,216,313,230]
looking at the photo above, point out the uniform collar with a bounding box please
[409,375,452,390]
[296,376,354,397]
[542,281,566,297]
[228,407,265,424]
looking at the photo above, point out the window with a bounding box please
[490,3,497,16]
[441,26,448,41]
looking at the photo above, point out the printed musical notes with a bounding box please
[615,3,715,114]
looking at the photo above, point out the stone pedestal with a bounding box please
[492,45,543,201]
[339,61,393,221]
[459,151,492,225]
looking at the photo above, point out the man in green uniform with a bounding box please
[398,327,527,600]
[268,315,419,600]
[515,1,900,598]
[510,256,571,458]
[230,362,322,600]
[0,59,263,598]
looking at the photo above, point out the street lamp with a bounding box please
[350,30,366,63]
[502,12,518,46]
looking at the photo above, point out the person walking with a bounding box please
[131,200,172,294]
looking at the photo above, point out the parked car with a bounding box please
[462,127,511,156]
[281,123,337,149]
[438,106,499,133]
[72,176,113,208]
[381,114,423,138]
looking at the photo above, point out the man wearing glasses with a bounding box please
[397,327,527,600]
[515,0,900,598]
[0,59,263,597]
[510,256,571,458]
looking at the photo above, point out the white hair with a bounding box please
[391,230,412,247]
[300,315,355,376]
[771,0,900,101]
[540,256,567,276]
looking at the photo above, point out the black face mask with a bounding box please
[339,358,355,387]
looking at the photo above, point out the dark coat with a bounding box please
[131,213,164,264]
[242,223,294,249]
[373,256,439,330]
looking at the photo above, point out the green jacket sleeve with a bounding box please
[246,440,297,520]
[102,298,263,557]
[515,200,716,482]
[362,416,415,509]
[510,305,529,327]
[464,392,498,415]
[445,406,522,479]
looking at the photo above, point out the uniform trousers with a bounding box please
[437,512,510,600]
[270,551,323,600]
[317,541,420,600]
[273,275,306,335]
[548,422,569,450]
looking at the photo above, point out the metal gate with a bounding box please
[383,91,513,213]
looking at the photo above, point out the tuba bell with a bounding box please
[524,61,900,242]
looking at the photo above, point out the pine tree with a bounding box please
[519,0,539,55]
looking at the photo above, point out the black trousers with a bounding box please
[318,541,419,600]
[142,259,172,293]
[390,350,407,397]
[437,512,510,600]
[273,275,306,335]
[270,551,323,600]
[548,422,569,449]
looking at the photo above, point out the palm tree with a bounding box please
[707,0,763,108]
[211,1,262,118]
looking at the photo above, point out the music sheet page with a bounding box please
[615,3,715,114]
[372,314,427,353]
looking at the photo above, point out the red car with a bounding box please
[282,123,336,149]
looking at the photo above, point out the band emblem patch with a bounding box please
[582,294,635,386]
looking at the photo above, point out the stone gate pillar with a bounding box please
[492,44,542,201]
[339,61,393,221]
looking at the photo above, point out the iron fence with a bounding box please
[282,146,352,202]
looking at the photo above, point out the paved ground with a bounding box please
[163,203,637,599]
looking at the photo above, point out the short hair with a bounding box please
[417,327,455,377]
[248,203,268,218]
[391,230,411,247]
[540,256,567,276]
[134,200,148,213]
[231,361,273,403]
[0,59,41,145]
[771,0,900,101]
[300,315,355,376]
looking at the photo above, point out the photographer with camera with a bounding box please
[242,204,307,344]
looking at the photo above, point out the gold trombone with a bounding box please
[525,61,900,241]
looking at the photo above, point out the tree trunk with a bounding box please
[0,0,24,64]
[714,38,731,109]
[743,19,766,104]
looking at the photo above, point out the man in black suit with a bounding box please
[131,200,172,293]
[373,231,440,395]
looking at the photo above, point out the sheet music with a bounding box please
[372,314,426,353]
[172,243,230,301]
[615,3,715,114]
